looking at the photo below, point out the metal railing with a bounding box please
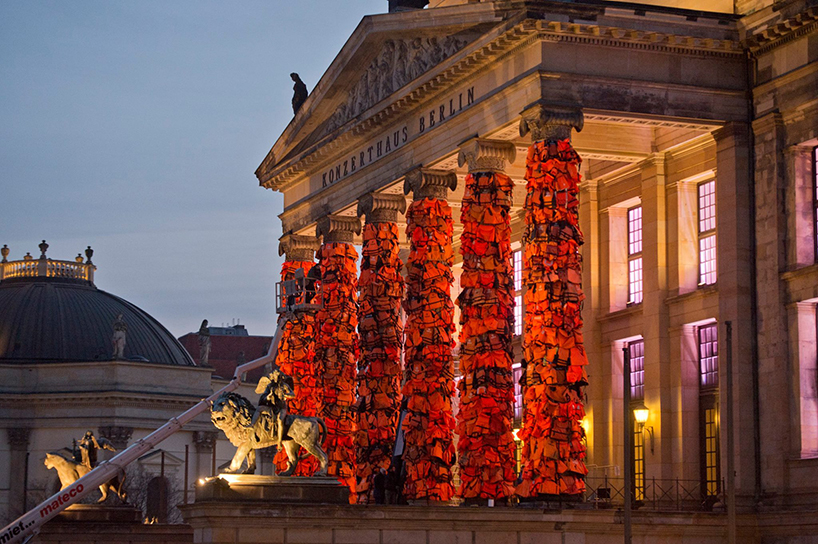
[583,476,725,512]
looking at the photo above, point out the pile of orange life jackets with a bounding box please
[402,197,456,502]
[355,222,404,503]
[315,242,360,502]
[517,139,589,498]
[456,172,517,500]
[274,260,321,477]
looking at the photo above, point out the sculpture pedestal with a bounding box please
[195,474,350,505]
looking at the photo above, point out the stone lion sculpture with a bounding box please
[210,391,328,476]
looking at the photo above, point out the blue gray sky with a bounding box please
[1,1,384,337]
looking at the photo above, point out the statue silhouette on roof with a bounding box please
[291,73,308,114]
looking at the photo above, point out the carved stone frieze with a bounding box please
[279,234,320,262]
[324,35,470,135]
[98,425,133,450]
[519,101,584,142]
[316,215,362,244]
[404,168,458,200]
[7,427,30,449]
[357,193,407,224]
[457,138,517,174]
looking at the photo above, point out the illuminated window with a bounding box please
[698,322,720,499]
[633,426,645,501]
[513,249,523,292]
[513,250,523,337]
[513,364,523,421]
[814,147,818,262]
[699,324,718,390]
[698,180,717,285]
[627,206,643,304]
[628,339,645,401]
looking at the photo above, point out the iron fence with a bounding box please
[583,476,725,512]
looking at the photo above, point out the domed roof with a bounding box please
[0,252,195,366]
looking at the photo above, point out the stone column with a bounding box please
[454,138,517,501]
[355,193,406,503]
[7,427,30,519]
[315,214,361,502]
[641,154,672,480]
[720,120,759,501]
[193,430,218,479]
[517,101,588,498]
[273,233,322,477]
[402,167,458,502]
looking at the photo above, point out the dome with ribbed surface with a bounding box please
[0,276,195,366]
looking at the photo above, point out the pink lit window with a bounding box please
[514,295,522,336]
[699,323,718,390]
[513,250,523,337]
[628,206,643,305]
[513,364,523,420]
[629,339,645,401]
[513,249,523,292]
[814,147,818,262]
[698,180,717,285]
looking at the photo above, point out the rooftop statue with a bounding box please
[198,319,211,367]
[111,313,127,360]
[290,73,308,114]
[210,367,328,476]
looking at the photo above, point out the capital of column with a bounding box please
[403,167,457,200]
[316,214,362,244]
[279,233,320,262]
[98,425,133,450]
[519,101,584,142]
[357,192,407,224]
[7,427,30,449]
[193,430,219,453]
[457,138,516,174]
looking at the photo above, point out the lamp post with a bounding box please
[623,346,632,544]
[632,401,654,454]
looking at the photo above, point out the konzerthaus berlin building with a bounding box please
[253,0,818,538]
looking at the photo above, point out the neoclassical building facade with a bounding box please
[255,0,818,529]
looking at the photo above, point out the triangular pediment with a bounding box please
[319,33,473,137]
[257,4,509,184]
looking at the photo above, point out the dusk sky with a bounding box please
[1,1,384,338]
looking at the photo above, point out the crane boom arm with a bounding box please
[0,312,291,544]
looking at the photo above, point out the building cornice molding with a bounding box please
[258,17,743,193]
[745,6,818,55]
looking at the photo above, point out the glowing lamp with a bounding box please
[632,402,650,426]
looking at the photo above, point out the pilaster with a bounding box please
[715,121,758,498]
[7,427,30,520]
[193,430,218,480]
[98,425,133,450]
[641,153,672,481]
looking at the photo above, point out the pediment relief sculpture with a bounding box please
[323,34,470,135]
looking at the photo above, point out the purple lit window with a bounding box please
[629,339,645,401]
[628,206,643,304]
[698,181,717,285]
[698,323,718,390]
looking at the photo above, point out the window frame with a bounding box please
[627,205,643,305]
[813,147,818,263]
[697,180,717,286]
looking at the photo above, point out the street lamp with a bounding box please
[632,401,654,454]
